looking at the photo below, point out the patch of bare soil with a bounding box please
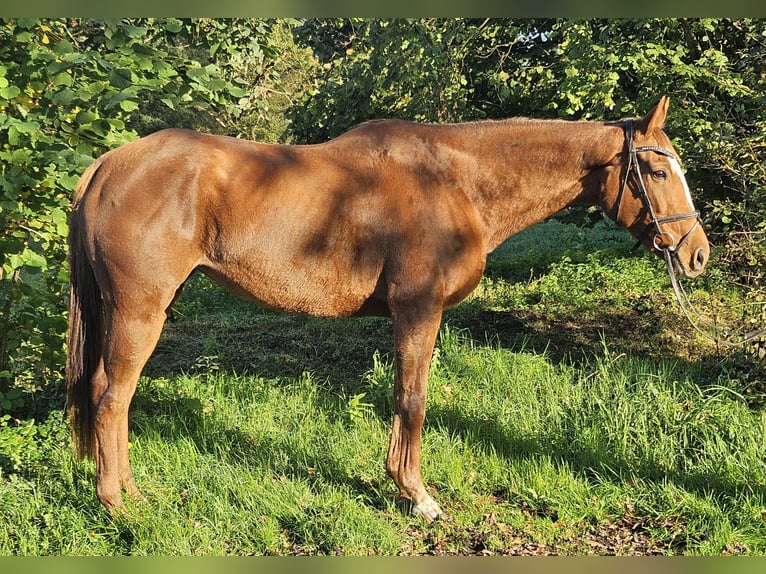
[402,510,682,556]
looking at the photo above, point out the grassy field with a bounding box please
[1,219,765,555]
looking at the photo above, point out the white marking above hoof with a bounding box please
[412,496,443,522]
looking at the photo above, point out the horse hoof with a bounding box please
[396,495,444,522]
[412,498,444,523]
[102,499,127,516]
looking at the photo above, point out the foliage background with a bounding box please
[0,17,764,508]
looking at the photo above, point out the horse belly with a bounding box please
[203,234,383,318]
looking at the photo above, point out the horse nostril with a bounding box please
[694,247,708,270]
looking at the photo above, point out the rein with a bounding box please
[662,249,766,347]
[619,120,766,347]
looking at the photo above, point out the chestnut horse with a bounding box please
[67,96,709,519]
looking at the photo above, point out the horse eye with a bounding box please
[651,169,667,181]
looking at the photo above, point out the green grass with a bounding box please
[1,219,765,555]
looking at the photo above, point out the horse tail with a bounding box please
[66,159,104,460]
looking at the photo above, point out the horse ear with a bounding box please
[636,96,670,134]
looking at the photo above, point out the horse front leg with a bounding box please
[386,304,444,521]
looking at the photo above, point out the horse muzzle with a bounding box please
[669,244,709,279]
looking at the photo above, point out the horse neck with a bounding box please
[448,119,622,253]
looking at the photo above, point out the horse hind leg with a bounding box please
[93,298,170,510]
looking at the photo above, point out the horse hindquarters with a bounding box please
[68,201,198,510]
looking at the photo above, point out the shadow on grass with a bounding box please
[145,309,394,395]
[145,289,709,396]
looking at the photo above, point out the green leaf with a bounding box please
[163,19,184,33]
[186,66,207,80]
[119,99,139,112]
[85,81,107,95]
[14,120,40,134]
[11,148,32,163]
[108,68,133,89]
[76,110,98,123]
[106,118,125,130]
[205,79,227,91]
[53,39,74,55]
[47,61,70,75]
[0,86,20,100]
[7,125,19,145]
[51,87,76,106]
[27,253,47,269]
[153,59,177,79]
[49,207,68,235]
[122,25,148,39]
[86,119,112,137]
[53,72,73,87]
[58,173,80,191]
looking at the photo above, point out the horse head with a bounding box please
[605,96,709,278]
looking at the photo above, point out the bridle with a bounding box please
[617,119,766,346]
[615,119,702,257]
